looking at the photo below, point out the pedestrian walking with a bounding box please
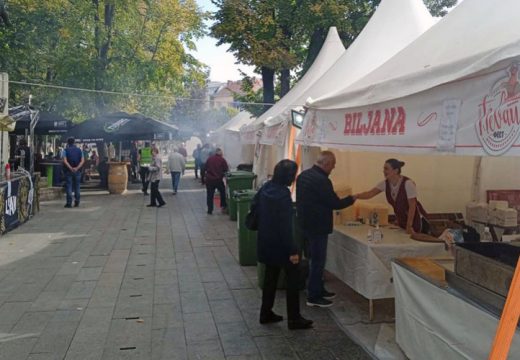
[296,151,356,308]
[257,159,313,330]
[168,147,186,195]
[192,144,202,179]
[147,147,166,208]
[199,143,212,185]
[62,137,85,208]
[204,148,228,215]
[130,142,139,182]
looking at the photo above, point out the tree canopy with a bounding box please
[0,0,208,122]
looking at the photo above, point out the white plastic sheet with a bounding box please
[392,262,520,360]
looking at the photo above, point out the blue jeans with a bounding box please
[65,171,81,205]
[306,232,328,301]
[171,172,181,192]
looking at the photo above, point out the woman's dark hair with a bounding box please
[271,159,298,186]
[385,158,405,174]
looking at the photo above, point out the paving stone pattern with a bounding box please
[0,174,371,360]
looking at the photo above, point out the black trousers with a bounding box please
[206,180,227,213]
[200,163,206,184]
[150,180,165,206]
[139,166,149,192]
[261,263,300,321]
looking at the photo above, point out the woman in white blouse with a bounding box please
[354,159,429,234]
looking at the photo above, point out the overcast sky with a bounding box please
[191,0,256,82]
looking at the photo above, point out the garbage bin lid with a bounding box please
[226,171,256,179]
[233,189,257,200]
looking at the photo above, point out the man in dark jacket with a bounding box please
[205,148,228,214]
[63,137,85,208]
[296,151,355,307]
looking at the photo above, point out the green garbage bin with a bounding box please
[257,203,306,289]
[235,190,258,266]
[226,171,256,221]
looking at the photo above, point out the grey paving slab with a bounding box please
[183,312,218,343]
[216,322,259,357]
[76,267,103,281]
[209,299,243,324]
[0,337,39,360]
[152,303,183,330]
[31,320,79,358]
[180,290,210,314]
[186,340,225,360]
[0,301,32,326]
[151,327,187,360]
[65,281,97,299]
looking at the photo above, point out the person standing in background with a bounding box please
[204,148,228,215]
[168,148,186,195]
[130,142,139,182]
[199,143,212,185]
[177,143,187,159]
[138,144,152,195]
[192,144,202,180]
[63,137,85,208]
[147,147,166,208]
[15,138,31,170]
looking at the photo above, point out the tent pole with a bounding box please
[471,156,483,202]
[119,141,122,162]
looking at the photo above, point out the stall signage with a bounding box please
[343,106,406,136]
[476,63,520,156]
[104,118,130,133]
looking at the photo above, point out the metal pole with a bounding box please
[119,141,122,162]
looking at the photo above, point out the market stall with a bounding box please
[64,112,179,193]
[295,0,520,357]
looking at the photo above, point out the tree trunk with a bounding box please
[280,69,290,97]
[92,1,115,113]
[261,66,275,113]
[0,0,11,27]
[302,28,326,78]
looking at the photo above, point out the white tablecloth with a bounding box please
[325,224,448,299]
[392,262,520,360]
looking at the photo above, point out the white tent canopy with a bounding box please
[213,111,254,134]
[240,26,345,146]
[211,111,255,169]
[299,0,520,157]
[260,0,434,147]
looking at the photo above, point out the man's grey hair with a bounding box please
[215,148,223,155]
[316,151,335,166]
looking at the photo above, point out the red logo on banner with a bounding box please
[344,106,406,136]
[477,63,520,156]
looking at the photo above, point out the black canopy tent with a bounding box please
[64,112,178,142]
[9,105,72,135]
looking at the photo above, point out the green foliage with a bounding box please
[423,0,457,16]
[0,0,208,122]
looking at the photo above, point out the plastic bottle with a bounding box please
[5,163,10,180]
[372,225,383,243]
[482,227,492,242]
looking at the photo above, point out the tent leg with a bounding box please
[119,141,122,162]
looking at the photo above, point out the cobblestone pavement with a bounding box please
[0,174,371,360]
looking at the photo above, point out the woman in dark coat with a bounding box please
[256,159,313,330]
